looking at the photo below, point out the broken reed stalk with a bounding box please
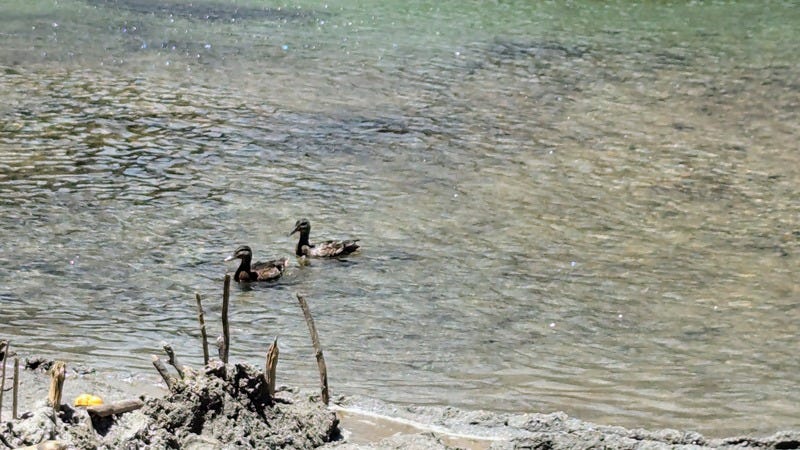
[216,336,225,361]
[264,337,279,399]
[222,274,231,364]
[296,294,329,405]
[162,343,185,379]
[13,357,19,419]
[151,355,176,390]
[47,361,66,410]
[87,399,144,418]
[0,340,7,421]
[196,292,210,365]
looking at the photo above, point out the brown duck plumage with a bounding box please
[225,245,287,282]
[289,218,360,258]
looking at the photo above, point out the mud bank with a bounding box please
[327,397,800,450]
[3,362,799,449]
[1,361,338,449]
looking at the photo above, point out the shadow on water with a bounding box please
[0,0,799,439]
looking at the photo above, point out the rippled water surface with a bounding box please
[1,0,799,437]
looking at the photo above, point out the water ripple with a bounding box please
[1,0,799,438]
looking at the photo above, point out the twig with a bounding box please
[87,399,144,417]
[151,355,176,390]
[0,432,13,449]
[47,361,66,410]
[296,294,329,405]
[162,343,185,379]
[0,340,6,421]
[196,292,209,365]
[222,274,231,363]
[264,337,279,399]
[13,357,19,419]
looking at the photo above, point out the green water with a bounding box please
[1,0,799,437]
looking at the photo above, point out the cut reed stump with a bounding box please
[0,340,7,421]
[296,294,329,405]
[196,292,210,365]
[162,342,185,379]
[13,356,19,419]
[151,355,176,390]
[222,274,231,363]
[264,337,279,399]
[216,335,225,361]
[47,361,66,410]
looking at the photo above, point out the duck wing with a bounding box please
[251,259,280,270]
[308,239,360,257]
[251,258,288,281]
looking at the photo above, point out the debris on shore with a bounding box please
[1,361,338,449]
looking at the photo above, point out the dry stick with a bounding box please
[162,343,185,379]
[264,337,279,399]
[222,274,231,364]
[47,361,66,410]
[0,340,7,421]
[296,294,329,405]
[87,399,144,418]
[151,355,176,390]
[13,357,19,419]
[0,433,13,450]
[196,292,210,365]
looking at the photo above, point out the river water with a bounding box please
[1,0,798,438]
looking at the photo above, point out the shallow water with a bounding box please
[1,0,799,437]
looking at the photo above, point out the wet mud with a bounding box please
[1,361,338,449]
[328,397,800,450]
[3,361,799,449]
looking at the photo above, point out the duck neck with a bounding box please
[234,255,254,280]
[295,231,311,256]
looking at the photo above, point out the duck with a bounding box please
[224,245,288,282]
[289,218,360,258]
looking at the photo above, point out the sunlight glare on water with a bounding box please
[0,0,799,438]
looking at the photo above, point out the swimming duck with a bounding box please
[289,218,360,258]
[224,245,287,282]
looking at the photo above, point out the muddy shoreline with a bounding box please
[331,397,800,450]
[2,359,799,449]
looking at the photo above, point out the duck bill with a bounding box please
[289,225,300,236]
[224,254,236,262]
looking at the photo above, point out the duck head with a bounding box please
[225,245,253,262]
[289,218,311,237]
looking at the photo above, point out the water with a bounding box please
[1,0,799,438]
